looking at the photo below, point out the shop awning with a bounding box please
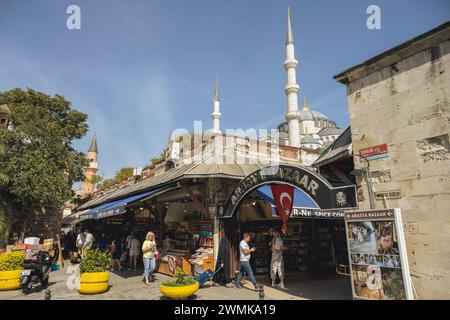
[255,184,319,209]
[78,188,163,221]
[62,209,90,225]
[312,126,352,168]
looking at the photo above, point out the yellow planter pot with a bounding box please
[0,269,22,291]
[160,281,199,299]
[79,271,109,294]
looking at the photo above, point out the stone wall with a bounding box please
[346,39,450,299]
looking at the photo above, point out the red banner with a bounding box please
[271,184,294,234]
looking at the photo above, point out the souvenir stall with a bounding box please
[156,198,216,276]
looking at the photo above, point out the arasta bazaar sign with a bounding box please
[218,165,357,218]
[345,209,394,220]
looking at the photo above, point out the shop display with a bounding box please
[314,223,336,273]
[250,229,271,274]
[158,248,192,275]
[243,219,348,276]
[159,220,215,276]
[198,221,214,247]
[333,223,349,273]
[190,220,215,273]
[189,247,214,276]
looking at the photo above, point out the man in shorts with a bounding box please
[127,232,140,271]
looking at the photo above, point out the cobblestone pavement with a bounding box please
[0,262,263,300]
[0,261,351,300]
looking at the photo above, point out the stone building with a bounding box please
[334,21,450,299]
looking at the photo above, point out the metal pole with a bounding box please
[365,158,376,209]
[355,154,376,209]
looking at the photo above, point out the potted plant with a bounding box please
[79,249,111,294]
[0,251,24,291]
[160,268,199,299]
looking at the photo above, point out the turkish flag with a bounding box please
[271,184,294,234]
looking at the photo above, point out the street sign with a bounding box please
[375,190,402,200]
[359,144,389,161]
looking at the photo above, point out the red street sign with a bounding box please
[359,144,388,160]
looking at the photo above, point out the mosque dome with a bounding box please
[300,136,321,145]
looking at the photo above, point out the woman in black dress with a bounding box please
[213,236,233,287]
[110,239,122,271]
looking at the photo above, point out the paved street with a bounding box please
[0,261,353,300]
[0,262,263,300]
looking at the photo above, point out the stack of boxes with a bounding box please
[5,238,55,260]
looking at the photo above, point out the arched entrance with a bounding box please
[219,164,357,219]
[219,165,357,299]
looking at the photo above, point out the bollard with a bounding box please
[259,285,264,300]
[44,289,51,300]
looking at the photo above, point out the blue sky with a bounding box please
[1,0,449,181]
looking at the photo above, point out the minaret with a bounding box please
[211,76,221,134]
[284,7,301,148]
[83,132,99,197]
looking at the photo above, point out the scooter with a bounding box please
[20,251,54,294]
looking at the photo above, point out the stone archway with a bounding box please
[218,164,357,219]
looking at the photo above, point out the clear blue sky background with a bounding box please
[1,0,449,181]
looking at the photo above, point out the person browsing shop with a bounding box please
[81,229,94,258]
[76,231,85,256]
[235,233,260,290]
[270,230,286,289]
[142,231,157,286]
[127,232,140,271]
[110,239,122,272]
[98,233,108,252]
[213,233,232,288]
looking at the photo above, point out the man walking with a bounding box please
[127,232,140,271]
[81,229,95,258]
[76,231,85,257]
[235,233,260,290]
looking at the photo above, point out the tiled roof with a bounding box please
[76,149,297,211]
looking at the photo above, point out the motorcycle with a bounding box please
[20,250,55,294]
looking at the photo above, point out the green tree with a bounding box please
[113,167,133,183]
[97,167,134,191]
[0,88,89,239]
[150,152,165,165]
[87,174,103,186]
[0,124,14,246]
[98,178,115,190]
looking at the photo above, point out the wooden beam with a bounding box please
[329,164,353,185]
[180,181,207,217]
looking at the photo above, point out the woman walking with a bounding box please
[142,231,157,286]
[270,231,285,289]
[110,239,122,271]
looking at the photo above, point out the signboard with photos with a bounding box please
[344,208,414,300]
